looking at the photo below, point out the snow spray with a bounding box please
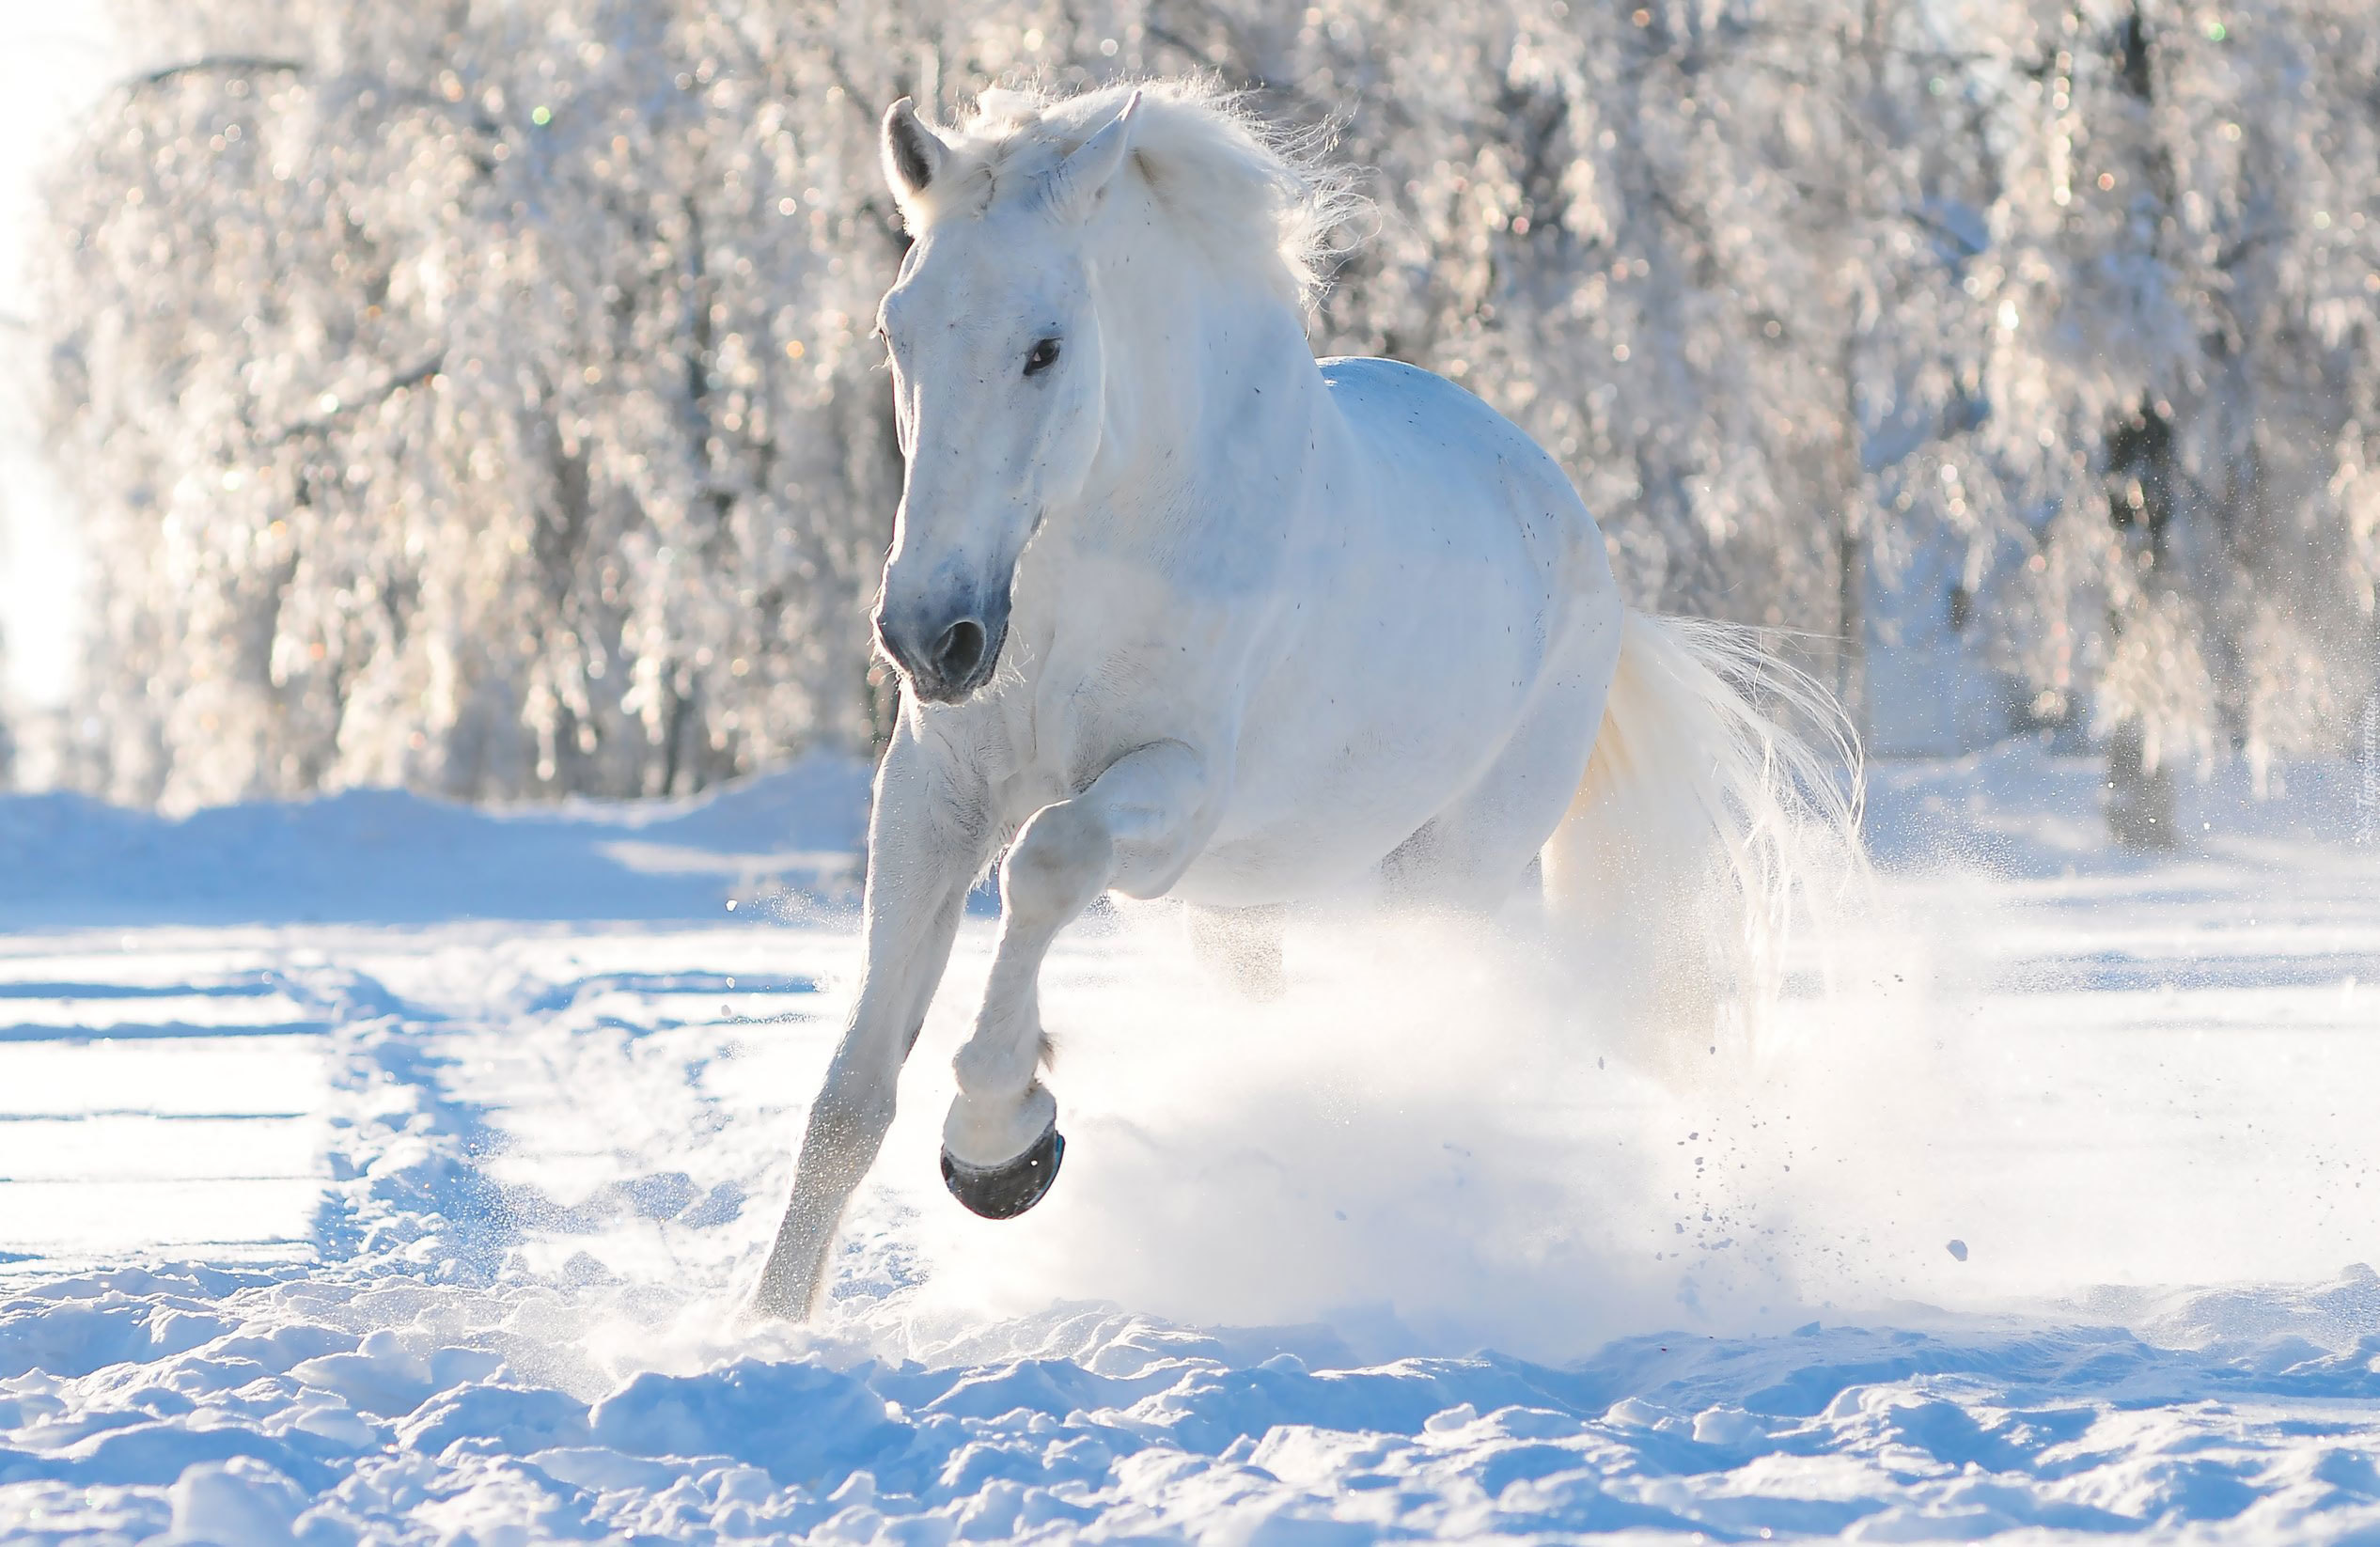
[855,805,2379,1361]
[881,903,1804,1362]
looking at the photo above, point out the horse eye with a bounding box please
[1024,337,1061,377]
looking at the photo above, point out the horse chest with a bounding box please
[964,639,1220,819]
[990,553,1275,791]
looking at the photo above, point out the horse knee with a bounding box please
[1000,801,1115,928]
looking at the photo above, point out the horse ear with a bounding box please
[1041,89,1143,225]
[882,97,948,205]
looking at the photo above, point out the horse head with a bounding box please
[869,91,1143,704]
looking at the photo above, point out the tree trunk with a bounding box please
[1836,503,1867,742]
[1835,324,1870,742]
[2106,722,2176,850]
[2359,633,2380,846]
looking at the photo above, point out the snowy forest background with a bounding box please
[0,0,2374,833]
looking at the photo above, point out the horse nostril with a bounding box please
[932,617,987,684]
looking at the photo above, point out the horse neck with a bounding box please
[1080,224,1325,516]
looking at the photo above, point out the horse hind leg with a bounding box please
[1374,674,1614,919]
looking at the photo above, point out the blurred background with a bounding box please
[0,0,2372,843]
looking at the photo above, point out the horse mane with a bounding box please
[900,78,1361,311]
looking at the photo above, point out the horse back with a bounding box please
[1315,356,1611,614]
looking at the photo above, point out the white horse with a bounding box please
[749,80,1856,1320]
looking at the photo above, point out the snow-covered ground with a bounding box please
[1,742,2375,1543]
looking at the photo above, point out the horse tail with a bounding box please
[1541,611,1865,1055]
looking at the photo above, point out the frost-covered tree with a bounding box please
[36,0,2380,811]
[46,2,924,806]
[1893,0,2380,808]
[39,0,1958,805]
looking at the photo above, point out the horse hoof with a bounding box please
[940,1124,1065,1220]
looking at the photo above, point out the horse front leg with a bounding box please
[939,739,1213,1218]
[747,720,991,1320]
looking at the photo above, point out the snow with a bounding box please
[3,743,2377,1543]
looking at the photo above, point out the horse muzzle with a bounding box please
[876,597,1010,704]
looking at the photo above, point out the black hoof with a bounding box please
[940,1124,1065,1220]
